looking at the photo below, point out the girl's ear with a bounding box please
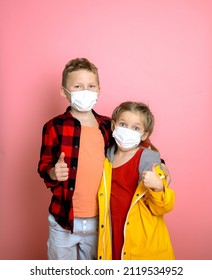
[111,120,116,131]
[141,132,149,141]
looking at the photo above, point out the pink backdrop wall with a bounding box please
[0,0,211,259]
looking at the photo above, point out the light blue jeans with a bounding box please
[47,214,98,260]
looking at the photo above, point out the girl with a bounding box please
[97,101,175,260]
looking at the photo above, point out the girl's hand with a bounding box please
[141,164,164,192]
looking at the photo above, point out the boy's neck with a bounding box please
[70,108,98,126]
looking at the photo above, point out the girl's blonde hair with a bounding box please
[112,101,155,136]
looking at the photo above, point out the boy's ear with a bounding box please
[60,87,67,98]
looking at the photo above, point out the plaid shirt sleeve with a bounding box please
[37,118,61,188]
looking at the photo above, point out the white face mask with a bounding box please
[67,90,98,112]
[112,126,144,149]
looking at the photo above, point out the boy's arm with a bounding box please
[161,163,171,185]
[38,121,61,188]
[141,139,172,184]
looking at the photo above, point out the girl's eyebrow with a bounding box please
[117,119,143,127]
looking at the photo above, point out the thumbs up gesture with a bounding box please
[52,152,69,181]
[141,164,164,192]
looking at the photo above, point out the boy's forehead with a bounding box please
[67,69,98,82]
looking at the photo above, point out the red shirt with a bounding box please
[110,148,143,259]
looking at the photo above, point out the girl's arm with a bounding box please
[142,164,175,215]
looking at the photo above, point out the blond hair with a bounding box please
[62,58,100,87]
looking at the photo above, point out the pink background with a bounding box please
[0,0,212,260]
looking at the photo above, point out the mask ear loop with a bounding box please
[62,87,71,94]
[60,87,70,99]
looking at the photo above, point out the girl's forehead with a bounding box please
[118,110,141,118]
[117,110,145,123]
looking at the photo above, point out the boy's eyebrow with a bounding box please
[73,81,98,84]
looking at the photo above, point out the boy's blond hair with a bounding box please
[62,58,100,87]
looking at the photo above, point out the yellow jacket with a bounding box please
[97,156,175,260]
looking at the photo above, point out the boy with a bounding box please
[38,58,112,260]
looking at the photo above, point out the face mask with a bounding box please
[112,126,144,149]
[67,90,98,112]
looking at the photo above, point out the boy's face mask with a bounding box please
[112,126,144,149]
[67,89,98,112]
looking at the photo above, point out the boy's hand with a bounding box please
[48,152,69,181]
[141,164,164,192]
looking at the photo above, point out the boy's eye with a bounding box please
[74,85,82,89]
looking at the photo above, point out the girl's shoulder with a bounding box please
[139,148,161,172]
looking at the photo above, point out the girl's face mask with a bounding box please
[112,126,144,149]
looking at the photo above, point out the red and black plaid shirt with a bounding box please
[38,107,112,231]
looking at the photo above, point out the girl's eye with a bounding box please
[88,84,96,90]
[119,122,126,127]
[133,126,142,132]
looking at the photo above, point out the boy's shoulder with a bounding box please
[43,107,71,127]
[43,108,111,127]
[92,110,111,122]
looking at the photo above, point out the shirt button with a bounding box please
[70,187,74,191]
[74,145,78,148]
[100,193,104,197]
[72,166,76,169]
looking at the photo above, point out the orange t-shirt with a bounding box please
[72,126,105,217]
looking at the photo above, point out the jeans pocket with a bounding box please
[48,214,58,227]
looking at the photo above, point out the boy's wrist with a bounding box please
[48,167,57,181]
